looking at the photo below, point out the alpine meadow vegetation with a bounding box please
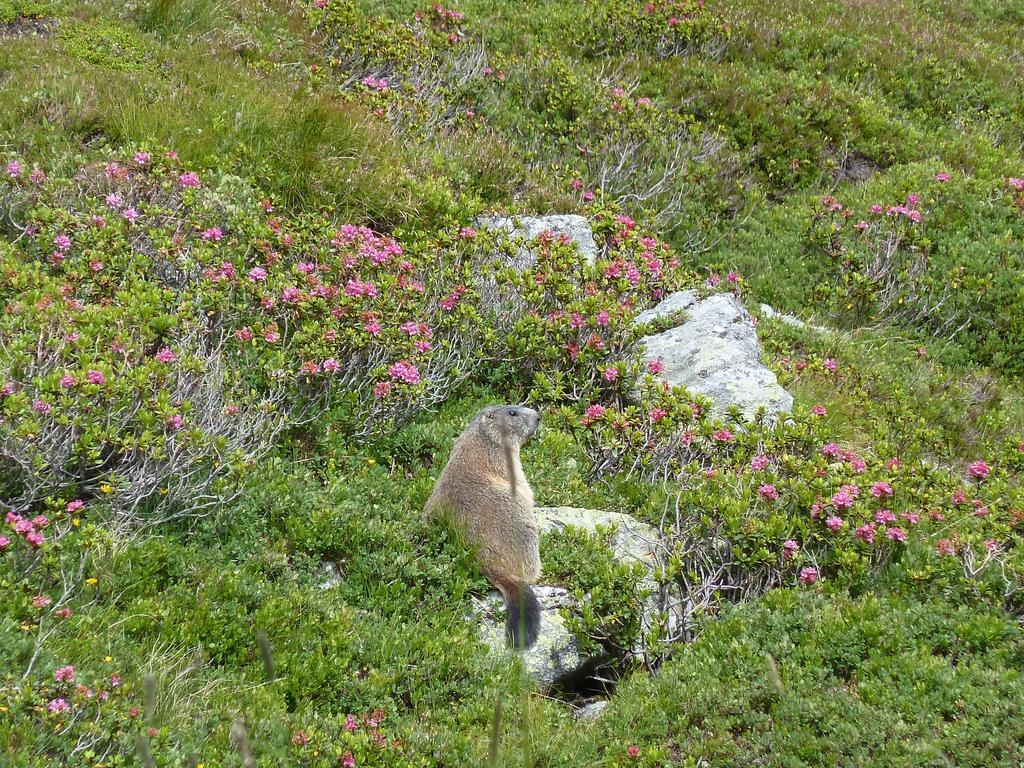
[1,0,1023,766]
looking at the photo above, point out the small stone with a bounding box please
[575,700,609,720]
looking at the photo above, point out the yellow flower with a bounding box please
[367,458,376,466]
[86,578,98,586]
[104,656,112,663]
[100,483,113,494]
[72,518,80,527]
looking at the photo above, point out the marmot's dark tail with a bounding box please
[504,582,541,650]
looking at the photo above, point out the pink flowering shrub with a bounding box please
[0,151,483,528]
[478,206,697,402]
[565,394,1023,645]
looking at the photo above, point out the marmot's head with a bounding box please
[475,404,541,447]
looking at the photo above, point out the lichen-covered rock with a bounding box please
[536,506,659,568]
[575,700,609,720]
[476,214,598,268]
[473,506,677,687]
[639,292,793,422]
[633,289,699,326]
[472,585,583,688]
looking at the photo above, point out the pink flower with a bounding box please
[968,460,990,479]
[122,207,140,222]
[388,360,421,385]
[825,516,844,531]
[810,405,826,416]
[901,512,920,525]
[648,408,667,423]
[86,370,106,385]
[759,484,779,501]
[934,172,950,182]
[26,531,44,548]
[48,698,70,713]
[202,227,223,241]
[66,499,84,513]
[155,347,176,363]
[30,168,46,184]
[821,442,842,459]
[831,490,854,510]
[647,359,664,374]
[292,730,310,746]
[727,271,740,283]
[235,326,254,342]
[179,172,201,188]
[1,382,14,397]
[60,374,76,388]
[111,673,121,687]
[985,539,999,553]
[106,193,123,209]
[134,152,151,165]
[33,399,52,414]
[951,489,967,505]
[886,457,902,472]
[0,535,9,551]
[849,457,867,473]
[596,310,610,327]
[33,595,52,608]
[584,404,606,421]
[875,509,897,524]
[7,160,23,178]
[53,234,72,252]
[603,367,618,383]
[870,481,893,498]
[32,515,48,529]
[300,361,320,375]
[322,358,340,373]
[54,607,72,619]
[934,539,956,556]
[248,266,267,282]
[341,751,355,768]
[782,540,799,560]
[750,454,770,471]
[885,527,907,542]
[799,567,819,585]
[705,274,721,288]
[855,523,876,543]
[373,381,392,399]
[167,414,183,430]
[55,665,75,683]
[264,329,280,343]
[345,714,359,732]
[458,227,476,239]
[823,358,837,372]
[1009,177,1024,190]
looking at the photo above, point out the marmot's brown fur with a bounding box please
[424,404,542,649]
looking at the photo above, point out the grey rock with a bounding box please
[633,289,700,326]
[575,700,610,720]
[536,506,659,568]
[472,585,583,688]
[316,561,343,590]
[476,214,598,267]
[639,292,793,422]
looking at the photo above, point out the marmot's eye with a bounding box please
[508,408,518,417]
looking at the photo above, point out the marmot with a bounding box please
[424,404,542,649]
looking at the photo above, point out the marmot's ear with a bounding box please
[484,409,494,420]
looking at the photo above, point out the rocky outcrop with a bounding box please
[473,506,671,688]
[472,585,583,688]
[638,292,793,422]
[476,214,598,268]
